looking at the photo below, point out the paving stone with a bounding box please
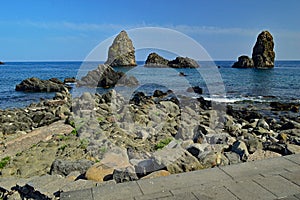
[225,179,276,200]
[294,193,300,199]
[220,156,299,180]
[253,175,300,198]
[134,191,173,200]
[284,154,300,165]
[137,167,230,195]
[60,179,97,192]
[156,192,199,200]
[92,181,142,200]
[60,188,93,200]
[274,195,299,200]
[279,170,300,186]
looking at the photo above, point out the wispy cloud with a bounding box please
[6,20,300,39]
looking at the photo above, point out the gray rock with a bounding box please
[145,52,169,67]
[224,152,241,164]
[77,64,138,88]
[50,159,94,176]
[186,143,209,157]
[113,165,139,183]
[15,77,68,92]
[205,133,230,144]
[152,147,203,174]
[257,118,270,130]
[231,140,249,161]
[168,56,199,68]
[252,30,275,68]
[105,30,137,67]
[232,55,254,68]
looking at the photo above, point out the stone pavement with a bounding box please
[61,154,300,200]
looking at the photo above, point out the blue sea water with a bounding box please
[0,61,299,109]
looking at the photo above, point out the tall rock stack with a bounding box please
[232,30,275,69]
[252,31,275,69]
[105,30,137,67]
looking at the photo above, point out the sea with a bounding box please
[0,61,299,109]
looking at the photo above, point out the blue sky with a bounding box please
[0,0,299,61]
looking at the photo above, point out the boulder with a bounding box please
[152,147,204,174]
[85,147,130,182]
[112,165,139,183]
[15,77,68,92]
[186,86,203,94]
[141,170,170,179]
[64,77,76,83]
[252,30,275,68]
[231,140,249,161]
[77,64,138,88]
[232,55,254,68]
[168,57,199,68]
[105,30,137,67]
[145,52,169,67]
[50,159,94,176]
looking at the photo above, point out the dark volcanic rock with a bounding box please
[187,86,203,94]
[0,61,4,65]
[168,57,199,68]
[64,77,76,83]
[232,55,254,68]
[252,30,275,69]
[15,77,68,92]
[77,64,138,88]
[50,159,94,176]
[105,30,137,67]
[145,52,169,67]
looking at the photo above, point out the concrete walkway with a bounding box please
[61,154,300,200]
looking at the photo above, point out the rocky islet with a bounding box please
[105,30,137,67]
[232,30,275,69]
[145,52,200,68]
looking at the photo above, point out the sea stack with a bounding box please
[105,30,137,67]
[232,30,275,69]
[232,55,254,68]
[145,52,169,67]
[252,30,275,69]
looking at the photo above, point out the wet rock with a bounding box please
[145,52,169,67]
[168,56,199,68]
[15,77,68,92]
[252,30,275,69]
[64,77,76,83]
[232,55,254,68]
[105,30,137,67]
[186,86,203,94]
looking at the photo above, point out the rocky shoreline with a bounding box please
[0,87,299,199]
[0,29,299,199]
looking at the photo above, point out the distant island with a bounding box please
[0,61,4,65]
